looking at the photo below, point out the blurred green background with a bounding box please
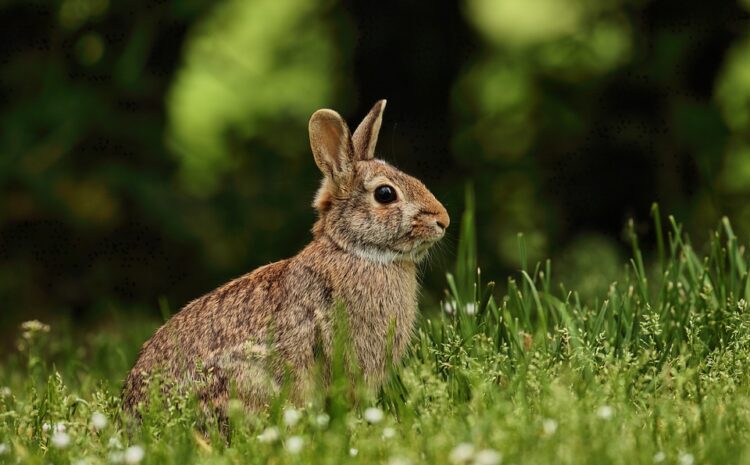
[2,0,750,339]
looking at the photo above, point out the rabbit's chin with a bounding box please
[347,240,437,265]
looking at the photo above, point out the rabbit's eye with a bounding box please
[374,185,397,204]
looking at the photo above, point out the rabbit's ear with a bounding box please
[352,99,386,161]
[309,109,354,184]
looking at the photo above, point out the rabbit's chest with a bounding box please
[335,263,419,381]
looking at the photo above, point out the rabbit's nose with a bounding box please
[434,208,450,232]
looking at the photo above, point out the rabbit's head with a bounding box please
[309,100,449,264]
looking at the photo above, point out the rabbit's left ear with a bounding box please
[309,109,354,185]
[352,99,386,161]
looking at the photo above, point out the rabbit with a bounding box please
[122,100,450,415]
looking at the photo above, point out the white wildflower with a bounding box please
[285,435,304,454]
[108,451,125,464]
[283,407,302,426]
[350,448,359,456]
[387,457,411,465]
[542,418,558,436]
[315,413,330,427]
[653,451,666,463]
[465,302,476,315]
[474,449,502,465]
[443,301,455,314]
[382,427,396,439]
[124,445,144,464]
[0,443,9,455]
[51,431,71,448]
[55,422,66,432]
[363,407,384,424]
[108,437,123,449]
[449,443,475,464]
[257,426,280,443]
[91,412,108,430]
[678,452,694,465]
[42,422,51,432]
[597,405,613,420]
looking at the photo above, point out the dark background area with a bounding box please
[2,0,750,343]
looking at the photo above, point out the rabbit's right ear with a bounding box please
[309,109,354,185]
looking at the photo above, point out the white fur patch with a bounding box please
[349,245,401,265]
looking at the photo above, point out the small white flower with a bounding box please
[653,451,666,463]
[678,452,694,465]
[108,437,123,449]
[257,426,280,443]
[91,412,108,430]
[382,427,396,439]
[387,457,411,465]
[315,413,330,427]
[51,431,71,448]
[108,451,125,464]
[542,418,558,436]
[285,435,304,454]
[474,449,502,465]
[349,448,359,456]
[0,443,9,455]
[597,405,613,420]
[283,407,302,427]
[0,387,10,397]
[443,301,454,314]
[55,422,66,432]
[124,445,144,464]
[449,443,475,464]
[363,407,384,424]
[465,303,477,315]
[42,422,51,432]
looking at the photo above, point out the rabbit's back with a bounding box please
[122,258,332,412]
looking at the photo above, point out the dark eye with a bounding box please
[374,185,397,204]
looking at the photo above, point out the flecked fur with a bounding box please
[122,100,450,415]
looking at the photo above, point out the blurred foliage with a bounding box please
[168,0,352,194]
[2,0,750,333]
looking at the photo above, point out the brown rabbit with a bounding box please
[122,100,449,414]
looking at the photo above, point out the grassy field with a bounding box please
[3,196,750,465]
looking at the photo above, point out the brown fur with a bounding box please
[122,100,449,415]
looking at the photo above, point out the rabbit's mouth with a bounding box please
[398,237,440,262]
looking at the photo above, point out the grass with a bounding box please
[3,196,750,465]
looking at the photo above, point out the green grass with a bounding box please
[4,197,750,465]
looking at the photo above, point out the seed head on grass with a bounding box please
[124,445,144,464]
[257,427,280,443]
[283,407,302,427]
[474,449,502,465]
[285,436,304,454]
[542,418,558,436]
[678,452,694,465]
[51,431,70,448]
[315,413,330,427]
[449,443,475,464]
[91,412,107,430]
[363,407,384,424]
[387,456,411,465]
[597,405,613,420]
